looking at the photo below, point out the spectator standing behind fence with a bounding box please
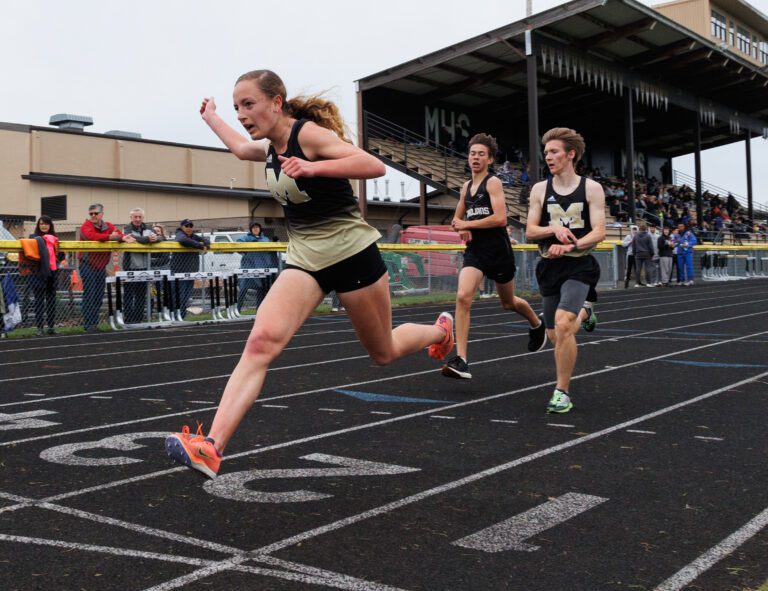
[673,223,697,286]
[237,221,271,312]
[79,204,129,331]
[150,224,171,269]
[170,219,209,318]
[26,216,65,335]
[622,224,639,288]
[632,221,655,287]
[658,226,675,286]
[648,223,661,286]
[122,208,161,323]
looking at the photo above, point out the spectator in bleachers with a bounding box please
[79,203,128,331]
[122,208,161,324]
[170,219,209,318]
[609,198,627,223]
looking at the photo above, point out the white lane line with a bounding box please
[0,281,760,357]
[491,419,518,424]
[2,293,764,385]
[23,393,45,397]
[369,411,392,415]
[654,505,768,591]
[89,396,112,400]
[140,398,165,402]
[0,336,360,368]
[430,415,456,420]
[4,300,766,415]
[188,400,214,404]
[0,533,398,590]
[318,408,345,413]
[694,436,724,442]
[146,371,768,591]
[1,315,766,453]
[626,429,656,435]
[9,332,764,513]
[0,348,369,384]
[547,423,575,428]
[261,404,288,409]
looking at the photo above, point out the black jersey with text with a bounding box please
[538,176,594,258]
[265,119,360,230]
[462,174,511,258]
[263,118,380,271]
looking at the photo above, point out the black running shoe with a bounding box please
[527,314,547,352]
[442,355,472,379]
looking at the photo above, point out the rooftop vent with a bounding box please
[105,130,142,139]
[49,113,93,131]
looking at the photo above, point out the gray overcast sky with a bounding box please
[3,0,767,207]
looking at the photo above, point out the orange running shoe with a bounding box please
[165,423,221,479]
[427,312,454,360]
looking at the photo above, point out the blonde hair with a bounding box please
[236,69,350,142]
[541,127,586,163]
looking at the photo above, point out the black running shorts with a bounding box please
[284,242,387,294]
[462,249,517,284]
[535,254,600,297]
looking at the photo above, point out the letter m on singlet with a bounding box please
[266,168,311,206]
[548,202,585,229]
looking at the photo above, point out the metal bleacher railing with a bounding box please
[2,232,767,338]
[672,170,768,219]
[364,111,530,223]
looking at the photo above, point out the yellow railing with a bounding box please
[1,240,765,254]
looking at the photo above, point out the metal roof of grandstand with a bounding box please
[357,0,768,157]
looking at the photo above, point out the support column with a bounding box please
[694,114,703,230]
[624,91,636,223]
[356,85,368,220]
[525,30,540,184]
[419,182,427,226]
[745,131,754,222]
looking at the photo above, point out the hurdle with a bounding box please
[107,270,177,330]
[169,271,229,323]
[230,267,279,319]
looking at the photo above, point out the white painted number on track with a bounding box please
[204,453,420,503]
[453,492,608,552]
[39,432,168,466]
[0,410,60,431]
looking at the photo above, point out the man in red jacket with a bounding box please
[79,203,132,330]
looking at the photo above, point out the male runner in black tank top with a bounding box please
[525,127,606,414]
[442,133,545,380]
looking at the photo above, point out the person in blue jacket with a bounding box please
[673,222,697,285]
[237,222,273,311]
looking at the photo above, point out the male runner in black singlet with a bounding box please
[525,128,606,413]
[443,133,545,380]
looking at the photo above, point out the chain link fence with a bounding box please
[2,223,767,338]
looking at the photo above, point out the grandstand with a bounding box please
[355,0,768,238]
